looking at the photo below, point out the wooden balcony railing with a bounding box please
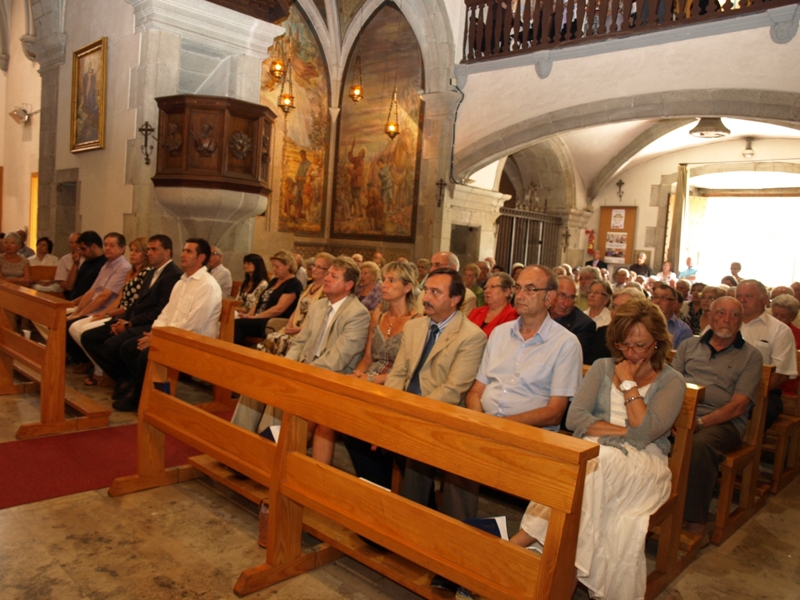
[463,0,798,63]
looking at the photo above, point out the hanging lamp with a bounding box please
[348,55,364,103]
[278,59,295,114]
[385,87,399,139]
[269,38,286,81]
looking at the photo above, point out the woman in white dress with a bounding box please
[511,299,685,600]
[584,280,613,327]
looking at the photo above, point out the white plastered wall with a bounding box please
[55,0,138,235]
[1,0,41,232]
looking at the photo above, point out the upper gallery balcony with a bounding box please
[462,0,799,62]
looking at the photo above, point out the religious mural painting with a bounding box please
[261,6,330,235]
[332,5,423,242]
[338,0,366,39]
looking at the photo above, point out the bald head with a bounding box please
[431,251,459,272]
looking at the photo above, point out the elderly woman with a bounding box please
[72,237,151,385]
[584,280,613,327]
[0,231,31,284]
[30,237,62,293]
[510,299,684,600]
[357,260,382,311]
[260,252,335,356]
[233,250,303,346]
[681,282,705,334]
[651,261,677,286]
[771,293,800,396]
[698,285,726,332]
[235,254,269,315]
[312,261,420,471]
[467,272,517,337]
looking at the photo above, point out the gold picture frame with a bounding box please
[70,37,107,153]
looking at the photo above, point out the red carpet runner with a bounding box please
[0,421,217,510]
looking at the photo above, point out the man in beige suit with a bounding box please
[231,256,370,432]
[386,267,486,521]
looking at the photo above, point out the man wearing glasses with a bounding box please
[672,297,763,544]
[651,283,693,349]
[549,275,596,357]
[466,266,582,432]
[387,267,486,521]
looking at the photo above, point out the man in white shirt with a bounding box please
[54,232,83,293]
[737,279,797,430]
[114,238,222,411]
[207,246,232,296]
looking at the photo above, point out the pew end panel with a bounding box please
[0,282,111,438]
[114,327,599,600]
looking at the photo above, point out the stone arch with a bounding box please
[340,0,455,94]
[505,137,577,209]
[689,160,800,179]
[454,88,800,182]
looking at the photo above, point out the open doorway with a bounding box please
[682,195,800,287]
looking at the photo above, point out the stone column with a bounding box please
[416,90,462,258]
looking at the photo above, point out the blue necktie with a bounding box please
[407,323,440,396]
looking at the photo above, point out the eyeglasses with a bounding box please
[513,284,553,295]
[615,340,656,354]
[588,290,608,297]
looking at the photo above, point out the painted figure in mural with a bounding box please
[82,65,98,128]
[282,177,296,218]
[302,154,322,218]
[377,158,394,213]
[366,184,384,231]
[348,139,367,219]
[294,150,312,219]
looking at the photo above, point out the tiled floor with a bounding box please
[2,373,799,599]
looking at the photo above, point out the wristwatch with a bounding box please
[619,380,637,392]
[696,416,705,430]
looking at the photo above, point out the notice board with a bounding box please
[599,206,637,266]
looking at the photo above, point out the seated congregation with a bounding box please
[5,231,799,600]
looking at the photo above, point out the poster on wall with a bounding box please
[605,232,628,264]
[610,208,626,229]
[261,7,330,236]
[332,5,423,242]
[70,38,107,153]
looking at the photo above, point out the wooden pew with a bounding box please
[645,383,701,600]
[166,297,240,413]
[0,281,111,438]
[111,327,599,599]
[761,349,800,494]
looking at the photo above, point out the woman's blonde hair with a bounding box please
[607,299,671,372]
[381,261,419,313]
[129,236,150,275]
[269,249,297,274]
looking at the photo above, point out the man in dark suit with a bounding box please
[585,250,608,270]
[81,235,182,401]
[550,275,596,358]
[386,268,487,521]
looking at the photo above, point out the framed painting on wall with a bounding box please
[70,38,107,153]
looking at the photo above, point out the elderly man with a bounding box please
[416,258,431,285]
[576,266,601,311]
[737,279,797,430]
[424,251,477,313]
[207,246,232,296]
[651,283,693,349]
[549,275,596,358]
[53,232,82,294]
[678,257,698,281]
[232,256,370,432]
[612,268,630,290]
[585,250,607,270]
[463,263,486,307]
[673,296,763,541]
[115,238,222,411]
[629,252,652,279]
[82,235,183,404]
[467,265,582,431]
[476,260,490,288]
[387,267,486,522]
[16,229,34,258]
[65,233,131,369]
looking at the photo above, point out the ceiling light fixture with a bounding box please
[689,117,730,139]
[742,137,755,159]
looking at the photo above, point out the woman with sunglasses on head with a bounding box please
[510,299,684,600]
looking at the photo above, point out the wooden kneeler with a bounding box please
[0,281,111,438]
[112,328,599,599]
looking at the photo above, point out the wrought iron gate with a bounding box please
[495,208,562,269]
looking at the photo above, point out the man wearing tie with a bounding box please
[585,250,608,270]
[386,268,487,520]
[231,256,370,432]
